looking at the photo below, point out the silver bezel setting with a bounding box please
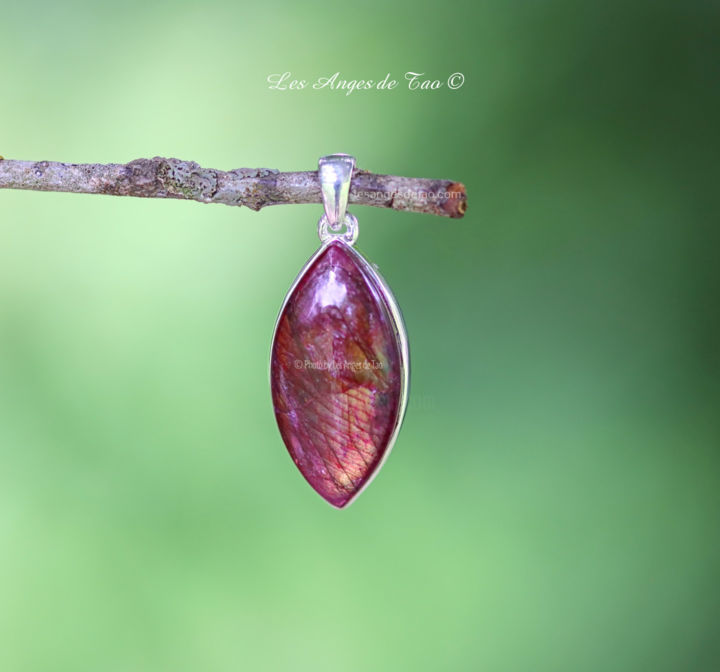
[269,239,410,509]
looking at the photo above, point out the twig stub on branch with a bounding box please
[0,156,467,218]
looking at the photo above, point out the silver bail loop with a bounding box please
[318,154,358,245]
[319,154,355,229]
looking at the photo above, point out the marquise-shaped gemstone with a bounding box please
[271,240,407,508]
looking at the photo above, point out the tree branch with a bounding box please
[0,156,467,218]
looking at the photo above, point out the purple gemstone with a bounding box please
[271,240,406,508]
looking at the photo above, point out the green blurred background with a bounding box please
[1,1,718,670]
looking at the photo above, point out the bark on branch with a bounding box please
[0,156,467,218]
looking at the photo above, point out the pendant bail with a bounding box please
[318,154,358,245]
[319,154,355,230]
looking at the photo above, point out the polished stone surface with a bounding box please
[271,241,403,508]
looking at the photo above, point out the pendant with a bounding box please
[270,154,409,508]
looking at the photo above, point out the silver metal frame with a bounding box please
[269,239,410,509]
